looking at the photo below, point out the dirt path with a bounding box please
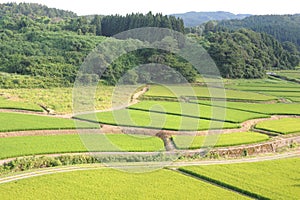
[0,165,103,184]
[99,114,300,136]
[209,115,300,135]
[0,150,298,184]
[1,114,299,138]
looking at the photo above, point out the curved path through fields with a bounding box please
[0,150,299,184]
[1,115,299,138]
[1,83,299,138]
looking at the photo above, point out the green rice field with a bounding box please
[225,78,299,91]
[0,134,165,159]
[287,97,300,102]
[76,109,239,131]
[259,91,300,97]
[0,168,249,200]
[129,101,269,123]
[179,158,300,200]
[276,70,300,81]
[144,85,276,101]
[173,132,269,149]
[0,112,98,132]
[224,78,300,102]
[197,101,300,115]
[255,118,300,134]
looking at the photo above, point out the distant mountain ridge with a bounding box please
[171,11,251,27]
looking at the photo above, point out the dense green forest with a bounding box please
[0,3,187,87]
[218,15,300,50]
[201,29,299,78]
[0,3,299,88]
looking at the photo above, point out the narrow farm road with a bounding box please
[0,150,298,184]
[0,165,103,184]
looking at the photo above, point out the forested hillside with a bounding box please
[0,3,299,88]
[201,29,300,78]
[218,15,300,49]
[0,3,187,87]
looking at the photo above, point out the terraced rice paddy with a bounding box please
[129,101,268,122]
[225,77,300,102]
[255,118,300,134]
[0,112,97,132]
[0,80,299,199]
[0,134,165,159]
[276,70,300,81]
[0,168,249,200]
[197,100,300,115]
[225,78,299,91]
[76,109,239,131]
[144,85,276,101]
[173,132,269,149]
[180,158,300,200]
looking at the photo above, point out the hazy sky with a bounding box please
[1,0,299,16]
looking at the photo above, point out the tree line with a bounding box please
[100,12,185,36]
